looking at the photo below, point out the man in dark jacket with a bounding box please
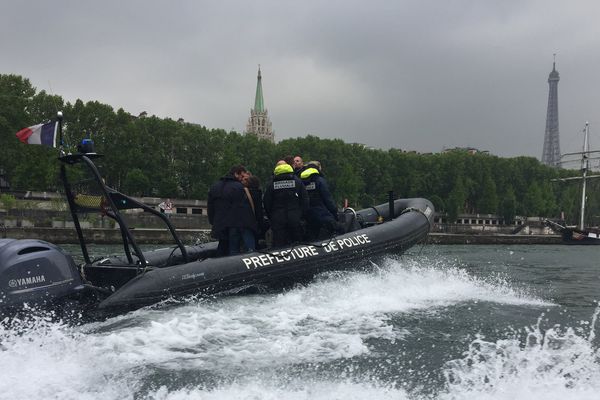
[300,161,339,240]
[263,161,309,247]
[208,165,257,255]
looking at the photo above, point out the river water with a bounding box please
[1,244,599,400]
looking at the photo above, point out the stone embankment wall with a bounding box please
[0,209,210,229]
[1,210,561,245]
[428,233,561,244]
[1,226,211,244]
[2,227,562,245]
[0,209,211,244]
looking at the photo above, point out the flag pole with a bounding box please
[57,110,64,156]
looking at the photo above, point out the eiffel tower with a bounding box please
[541,57,560,167]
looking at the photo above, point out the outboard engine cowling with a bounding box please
[0,239,83,308]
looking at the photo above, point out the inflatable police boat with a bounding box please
[0,150,434,316]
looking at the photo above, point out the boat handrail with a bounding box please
[59,152,189,267]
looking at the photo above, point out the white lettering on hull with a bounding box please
[241,233,371,270]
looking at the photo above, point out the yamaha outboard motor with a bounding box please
[0,239,84,309]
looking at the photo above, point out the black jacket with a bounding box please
[301,168,338,220]
[294,165,308,177]
[263,173,309,218]
[207,174,257,239]
[247,186,267,235]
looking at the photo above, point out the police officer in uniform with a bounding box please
[300,161,339,240]
[263,161,309,247]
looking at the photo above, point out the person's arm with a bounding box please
[254,189,264,223]
[296,177,309,215]
[207,189,215,225]
[262,182,273,218]
[318,178,338,219]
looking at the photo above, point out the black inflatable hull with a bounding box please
[93,198,434,311]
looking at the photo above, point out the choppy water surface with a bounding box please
[2,244,599,399]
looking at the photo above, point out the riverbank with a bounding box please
[427,232,562,244]
[1,227,563,245]
[0,227,211,244]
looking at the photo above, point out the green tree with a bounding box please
[523,182,545,216]
[478,174,499,214]
[0,193,16,210]
[123,168,150,196]
[429,195,445,213]
[499,187,517,223]
[447,177,467,222]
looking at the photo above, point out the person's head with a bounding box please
[306,161,321,171]
[283,155,294,166]
[246,175,260,188]
[241,171,252,186]
[293,155,304,170]
[229,164,248,182]
[274,160,294,175]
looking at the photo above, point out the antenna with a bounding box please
[47,80,60,114]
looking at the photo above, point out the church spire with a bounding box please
[245,65,274,142]
[254,65,265,113]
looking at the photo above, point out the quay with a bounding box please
[2,194,563,245]
[0,227,211,245]
[427,232,562,245]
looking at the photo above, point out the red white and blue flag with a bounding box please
[16,121,58,147]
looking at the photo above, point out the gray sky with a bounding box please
[2,0,600,158]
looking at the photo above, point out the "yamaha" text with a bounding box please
[8,275,46,288]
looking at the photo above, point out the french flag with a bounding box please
[16,121,58,147]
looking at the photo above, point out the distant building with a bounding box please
[245,66,274,143]
[442,147,489,155]
[350,143,375,150]
[542,58,561,167]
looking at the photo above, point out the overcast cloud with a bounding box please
[2,0,600,158]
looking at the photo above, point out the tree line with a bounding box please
[1,74,597,225]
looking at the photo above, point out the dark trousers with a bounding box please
[305,211,336,241]
[269,208,303,248]
[216,227,257,256]
[228,227,256,255]
[272,224,304,248]
[216,239,229,257]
